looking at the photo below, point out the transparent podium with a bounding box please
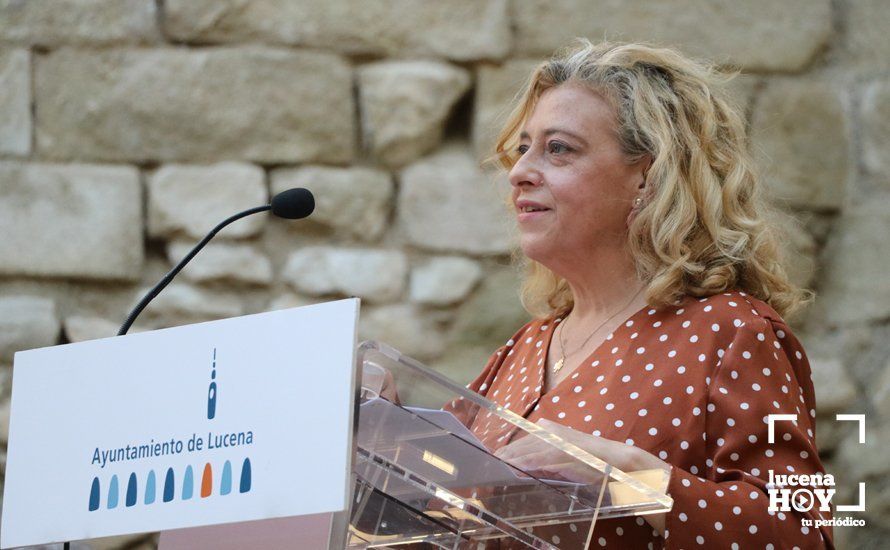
[347,341,673,549]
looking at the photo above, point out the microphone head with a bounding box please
[271,188,315,219]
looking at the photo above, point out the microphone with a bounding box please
[117,188,315,336]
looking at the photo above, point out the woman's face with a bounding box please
[508,83,648,270]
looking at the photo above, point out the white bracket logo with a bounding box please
[767,413,865,512]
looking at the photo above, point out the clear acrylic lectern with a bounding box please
[344,341,673,549]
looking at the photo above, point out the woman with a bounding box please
[465,40,834,548]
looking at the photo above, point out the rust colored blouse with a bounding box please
[466,289,834,549]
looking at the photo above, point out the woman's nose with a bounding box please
[508,152,543,188]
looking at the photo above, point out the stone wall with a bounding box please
[1,1,888,547]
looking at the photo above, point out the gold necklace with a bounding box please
[553,286,646,373]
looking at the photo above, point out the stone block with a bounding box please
[164,0,509,61]
[271,166,393,241]
[398,146,513,255]
[511,0,831,72]
[0,162,143,280]
[815,199,890,325]
[409,256,483,306]
[358,304,445,360]
[840,0,890,70]
[752,79,849,211]
[450,267,529,347]
[148,163,267,240]
[0,0,159,46]
[872,359,890,421]
[0,295,60,362]
[282,247,408,303]
[167,240,272,285]
[63,316,123,343]
[35,47,354,163]
[861,79,890,184]
[0,49,30,155]
[809,356,857,413]
[359,60,471,168]
[134,282,243,327]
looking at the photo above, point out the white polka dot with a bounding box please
[679,512,688,522]
[682,320,691,328]
[689,334,699,343]
[714,521,723,531]
[677,365,686,374]
[659,450,668,459]
[663,397,672,405]
[615,419,623,427]
[645,363,655,371]
[654,379,663,387]
[551,396,560,403]
[630,391,639,399]
[574,385,582,393]
[649,427,658,436]
[749,525,757,534]
[698,499,707,509]
[732,506,741,515]
[622,374,631,382]
[584,414,593,422]
[680,440,689,449]
[742,351,752,359]
[638,408,648,416]
[711,323,720,332]
[636,347,645,354]
[672,418,681,426]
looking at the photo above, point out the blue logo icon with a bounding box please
[207,348,217,420]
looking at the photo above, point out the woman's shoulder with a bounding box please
[668,289,789,332]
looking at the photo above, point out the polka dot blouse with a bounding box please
[465,290,834,549]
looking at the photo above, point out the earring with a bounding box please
[633,196,644,207]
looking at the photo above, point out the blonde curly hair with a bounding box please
[488,39,812,320]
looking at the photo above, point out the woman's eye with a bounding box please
[516,144,529,155]
[548,141,570,154]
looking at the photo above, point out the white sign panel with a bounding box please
[1,299,360,549]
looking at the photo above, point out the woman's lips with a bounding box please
[517,207,552,222]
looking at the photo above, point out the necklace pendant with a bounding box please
[553,357,565,373]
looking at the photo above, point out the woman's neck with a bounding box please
[557,248,648,326]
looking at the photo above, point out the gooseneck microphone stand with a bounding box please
[117,205,271,336]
